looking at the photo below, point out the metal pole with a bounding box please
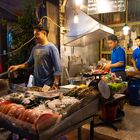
[89,119,94,140]
[78,126,82,140]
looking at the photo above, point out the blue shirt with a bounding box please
[26,43,61,87]
[111,45,126,72]
[132,47,140,70]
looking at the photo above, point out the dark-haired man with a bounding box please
[8,24,61,87]
[105,34,126,80]
[131,36,140,71]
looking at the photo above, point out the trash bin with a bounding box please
[100,105,118,121]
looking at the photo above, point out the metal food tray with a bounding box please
[9,83,69,99]
[9,83,28,93]
[26,89,69,99]
[81,72,108,77]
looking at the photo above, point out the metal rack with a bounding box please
[0,95,99,140]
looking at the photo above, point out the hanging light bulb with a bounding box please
[122,24,130,35]
[122,0,130,35]
[75,0,83,6]
[74,14,79,24]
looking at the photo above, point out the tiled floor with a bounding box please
[93,103,140,140]
[58,103,140,140]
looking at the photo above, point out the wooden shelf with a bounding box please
[126,51,133,55]
[101,51,133,55]
[101,51,111,54]
[108,21,140,28]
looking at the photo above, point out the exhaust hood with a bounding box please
[64,10,114,47]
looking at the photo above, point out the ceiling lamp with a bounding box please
[122,24,130,35]
[123,0,130,35]
[73,14,79,24]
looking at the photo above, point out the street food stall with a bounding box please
[0,0,140,139]
[0,67,128,139]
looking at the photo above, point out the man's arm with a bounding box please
[8,47,34,72]
[50,46,61,88]
[105,62,124,70]
[8,63,28,72]
[110,62,124,68]
[131,58,138,71]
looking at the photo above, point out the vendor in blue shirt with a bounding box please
[8,24,61,88]
[131,36,140,71]
[105,34,126,81]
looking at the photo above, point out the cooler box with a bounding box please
[128,78,140,106]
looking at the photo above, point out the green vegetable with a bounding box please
[108,83,125,92]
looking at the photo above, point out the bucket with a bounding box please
[128,78,140,106]
[100,105,118,121]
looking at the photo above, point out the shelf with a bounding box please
[108,21,140,28]
[127,51,133,55]
[101,51,111,54]
[101,51,133,55]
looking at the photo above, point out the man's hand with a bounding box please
[131,59,138,71]
[105,62,124,71]
[134,67,138,71]
[104,63,111,71]
[51,82,59,90]
[8,65,19,72]
[8,63,28,72]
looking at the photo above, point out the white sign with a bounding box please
[88,0,126,15]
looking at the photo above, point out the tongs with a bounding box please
[0,71,9,77]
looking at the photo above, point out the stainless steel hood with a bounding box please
[64,6,114,47]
